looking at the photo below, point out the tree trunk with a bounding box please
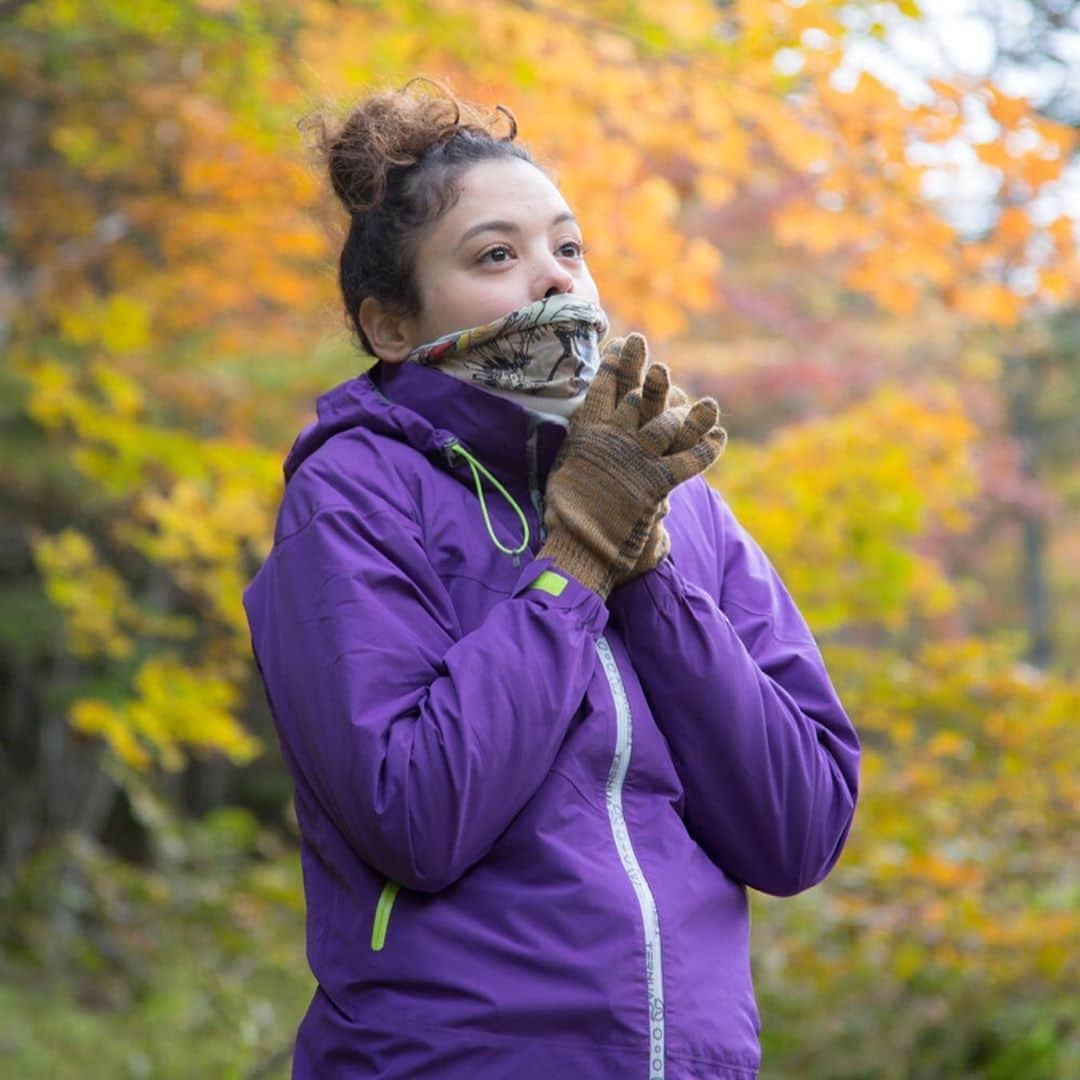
[1007,355,1053,668]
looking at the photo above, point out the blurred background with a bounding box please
[1,1,1077,1076]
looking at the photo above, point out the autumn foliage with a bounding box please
[2,0,1077,1074]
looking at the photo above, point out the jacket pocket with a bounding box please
[370,878,401,952]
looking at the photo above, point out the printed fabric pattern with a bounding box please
[404,293,610,400]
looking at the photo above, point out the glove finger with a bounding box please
[655,520,671,562]
[612,387,643,430]
[662,399,720,473]
[667,381,690,408]
[613,332,649,405]
[705,423,728,458]
[664,422,727,485]
[577,339,627,425]
[639,364,670,427]
[599,334,626,369]
[617,507,658,572]
[623,517,670,585]
[666,396,711,454]
[637,404,691,456]
[676,397,720,442]
[579,333,647,426]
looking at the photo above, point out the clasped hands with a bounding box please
[538,332,727,600]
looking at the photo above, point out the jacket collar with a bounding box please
[283,359,569,502]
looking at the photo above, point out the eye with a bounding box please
[559,240,589,258]
[478,244,513,264]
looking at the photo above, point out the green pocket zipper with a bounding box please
[370,878,401,952]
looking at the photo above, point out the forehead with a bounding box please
[438,158,571,233]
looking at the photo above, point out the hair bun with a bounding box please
[300,75,517,216]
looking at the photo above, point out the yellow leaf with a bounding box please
[1038,267,1073,302]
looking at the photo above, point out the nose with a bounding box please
[538,257,575,300]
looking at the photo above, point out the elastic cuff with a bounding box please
[533,536,613,600]
[509,555,610,632]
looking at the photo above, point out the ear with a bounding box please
[359,296,416,364]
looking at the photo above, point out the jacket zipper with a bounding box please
[370,878,400,952]
[448,431,663,1071]
[525,417,547,545]
[596,636,666,1079]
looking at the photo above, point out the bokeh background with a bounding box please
[2,1,1077,1076]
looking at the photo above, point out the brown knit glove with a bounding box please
[537,333,724,600]
[615,360,727,586]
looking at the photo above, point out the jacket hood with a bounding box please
[284,362,442,483]
[283,359,570,498]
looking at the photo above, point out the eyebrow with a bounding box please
[455,211,580,251]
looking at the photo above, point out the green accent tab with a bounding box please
[370,879,400,952]
[530,570,568,597]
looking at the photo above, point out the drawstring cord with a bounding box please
[445,440,530,563]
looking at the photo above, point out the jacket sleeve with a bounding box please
[607,480,860,897]
[243,495,609,894]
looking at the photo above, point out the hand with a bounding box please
[614,358,726,586]
[537,333,724,600]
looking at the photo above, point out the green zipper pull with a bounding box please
[371,878,401,952]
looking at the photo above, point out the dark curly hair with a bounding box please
[299,75,545,356]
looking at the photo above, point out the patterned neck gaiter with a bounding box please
[403,294,611,426]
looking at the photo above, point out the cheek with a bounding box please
[424,278,520,333]
[577,263,601,299]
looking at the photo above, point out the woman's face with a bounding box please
[361,157,601,362]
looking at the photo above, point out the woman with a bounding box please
[243,77,861,1079]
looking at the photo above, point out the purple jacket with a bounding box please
[242,358,860,1079]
